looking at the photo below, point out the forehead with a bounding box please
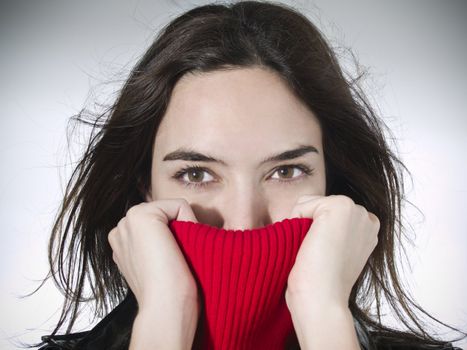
[154,67,322,163]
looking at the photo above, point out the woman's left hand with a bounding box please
[286,194,380,308]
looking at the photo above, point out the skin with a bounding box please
[108,67,380,349]
[150,67,326,228]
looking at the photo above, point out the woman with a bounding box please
[35,1,465,349]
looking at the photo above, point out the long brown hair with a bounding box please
[36,0,466,347]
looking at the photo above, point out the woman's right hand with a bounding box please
[108,198,199,349]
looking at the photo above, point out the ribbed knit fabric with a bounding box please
[168,217,313,350]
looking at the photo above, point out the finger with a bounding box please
[138,198,198,224]
[296,194,323,204]
[368,211,381,231]
[108,227,118,248]
[355,204,368,219]
[175,198,199,223]
[291,195,323,219]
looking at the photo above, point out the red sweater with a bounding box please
[168,217,313,350]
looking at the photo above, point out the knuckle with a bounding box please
[369,212,381,230]
[335,195,355,208]
[126,203,147,221]
[117,217,126,230]
[126,205,137,217]
[127,202,147,215]
[108,227,117,246]
[374,218,381,231]
[355,204,367,215]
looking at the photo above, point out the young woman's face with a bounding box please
[148,67,326,230]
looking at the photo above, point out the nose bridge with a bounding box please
[221,179,270,231]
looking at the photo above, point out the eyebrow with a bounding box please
[162,144,319,166]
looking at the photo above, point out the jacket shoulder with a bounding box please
[38,331,89,349]
[38,293,137,350]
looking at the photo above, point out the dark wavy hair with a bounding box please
[32,0,466,348]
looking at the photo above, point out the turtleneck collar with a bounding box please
[168,217,313,350]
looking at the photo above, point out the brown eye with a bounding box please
[172,165,216,188]
[277,166,295,179]
[186,169,205,182]
[270,164,313,183]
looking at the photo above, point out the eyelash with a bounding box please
[171,164,314,189]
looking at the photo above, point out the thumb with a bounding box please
[144,198,198,224]
[291,194,323,219]
[176,198,199,223]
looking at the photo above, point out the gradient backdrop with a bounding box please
[1,0,466,349]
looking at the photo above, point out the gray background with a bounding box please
[1,0,466,348]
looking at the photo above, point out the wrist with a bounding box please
[286,289,349,324]
[285,285,349,312]
[285,292,360,350]
[138,276,199,312]
[130,292,200,350]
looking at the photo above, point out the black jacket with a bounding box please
[38,294,463,350]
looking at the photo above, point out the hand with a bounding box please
[286,194,380,308]
[108,198,200,349]
[108,198,199,311]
